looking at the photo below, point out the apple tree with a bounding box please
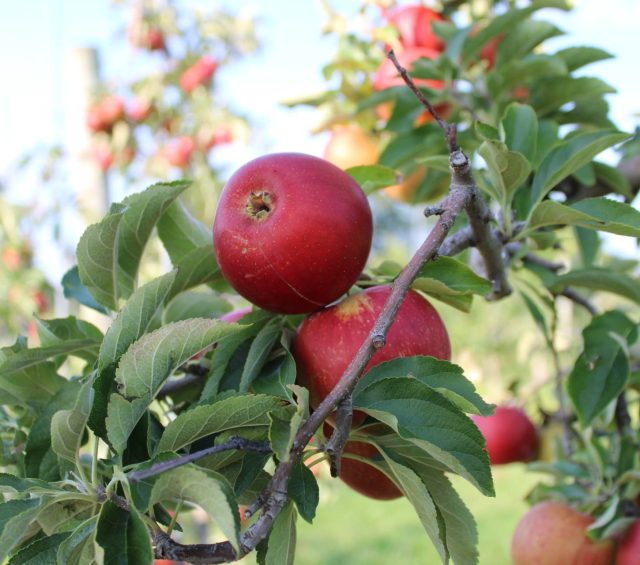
[0,1,639,564]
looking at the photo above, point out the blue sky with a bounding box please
[0,0,638,278]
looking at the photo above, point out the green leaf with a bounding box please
[490,54,567,96]
[36,497,94,536]
[56,516,98,565]
[529,131,630,211]
[593,162,633,199]
[0,474,50,494]
[0,343,65,411]
[497,20,564,65]
[7,532,70,565]
[240,318,283,393]
[252,348,297,401]
[353,377,493,496]
[35,317,103,364]
[555,46,614,72]
[50,377,94,463]
[357,356,493,416]
[502,103,538,162]
[549,268,640,305]
[149,467,240,553]
[0,341,100,376]
[156,394,283,453]
[116,181,191,300]
[76,207,125,311]
[163,290,231,323]
[478,140,531,205]
[167,244,221,301]
[530,76,616,116]
[412,256,492,311]
[90,271,177,441]
[268,387,308,463]
[61,266,109,314]
[474,122,500,142]
[574,227,600,267]
[526,198,640,238]
[288,462,319,524]
[0,499,42,561]
[96,501,153,565]
[157,198,211,264]
[346,165,400,194]
[25,380,82,480]
[533,119,559,168]
[567,311,638,426]
[259,501,297,565]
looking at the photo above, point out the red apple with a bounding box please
[198,126,234,152]
[92,144,114,172]
[293,285,451,422]
[340,440,402,500]
[511,501,615,565]
[384,5,445,52]
[127,98,153,123]
[86,96,125,133]
[471,406,539,465]
[163,136,195,168]
[479,34,503,70]
[145,28,165,51]
[32,291,48,313]
[617,520,640,564]
[213,153,373,314]
[2,248,21,270]
[180,56,217,93]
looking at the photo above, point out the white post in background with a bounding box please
[63,47,109,222]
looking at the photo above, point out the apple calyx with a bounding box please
[246,191,274,221]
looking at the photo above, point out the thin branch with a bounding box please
[129,437,271,483]
[156,374,203,400]
[154,531,237,564]
[325,395,353,477]
[558,288,598,316]
[95,485,130,511]
[505,242,564,272]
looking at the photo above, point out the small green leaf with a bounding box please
[96,501,153,565]
[478,140,531,206]
[149,467,240,553]
[529,131,631,211]
[530,76,616,116]
[567,311,638,426]
[416,155,451,173]
[51,377,94,463]
[0,499,42,561]
[157,394,283,453]
[555,46,614,72]
[157,199,211,264]
[353,377,493,496]
[56,516,98,565]
[163,290,231,323]
[167,244,221,301]
[259,501,297,565]
[526,198,640,238]
[35,317,103,364]
[288,462,319,524]
[61,266,109,314]
[240,318,283,393]
[474,122,500,142]
[346,165,400,194]
[501,103,538,162]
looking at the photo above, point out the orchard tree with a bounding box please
[1,1,639,565]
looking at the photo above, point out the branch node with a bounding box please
[372,333,386,349]
[424,206,445,218]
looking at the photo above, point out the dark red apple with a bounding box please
[617,519,640,564]
[145,28,165,51]
[213,153,373,314]
[471,406,539,465]
[385,5,445,52]
[293,285,451,421]
[512,501,615,564]
[340,440,402,500]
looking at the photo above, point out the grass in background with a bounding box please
[293,464,541,564]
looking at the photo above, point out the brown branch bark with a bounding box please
[325,395,353,477]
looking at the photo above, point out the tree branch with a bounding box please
[129,437,271,483]
[325,395,353,477]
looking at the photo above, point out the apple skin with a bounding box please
[180,56,217,93]
[512,501,615,565]
[293,285,451,422]
[617,519,640,564]
[471,406,539,465]
[385,5,445,52]
[479,34,503,70]
[146,28,165,51]
[323,125,380,171]
[164,136,195,168]
[213,153,373,314]
[339,441,402,500]
[86,96,125,133]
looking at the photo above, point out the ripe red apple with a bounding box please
[145,28,165,51]
[179,56,217,93]
[32,291,48,313]
[479,34,503,70]
[323,124,380,171]
[471,406,539,465]
[340,440,402,500]
[617,520,640,564]
[92,144,114,172]
[2,248,21,270]
[86,96,125,133]
[213,153,373,314]
[198,125,234,152]
[384,5,445,52]
[511,501,615,565]
[127,98,153,123]
[163,136,195,168]
[293,285,451,422]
